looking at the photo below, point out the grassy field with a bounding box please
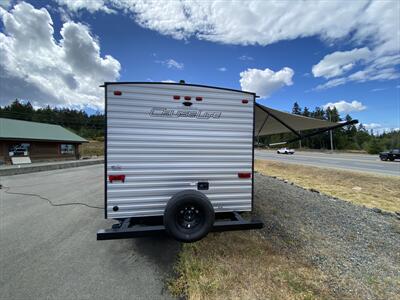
[255,160,400,213]
[80,140,104,157]
[169,160,399,299]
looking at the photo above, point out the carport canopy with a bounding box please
[255,103,358,144]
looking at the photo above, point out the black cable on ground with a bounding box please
[0,184,103,210]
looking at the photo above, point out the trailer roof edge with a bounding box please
[102,81,256,96]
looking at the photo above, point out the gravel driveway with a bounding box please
[254,172,400,299]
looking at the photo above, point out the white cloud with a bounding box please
[315,78,347,90]
[55,1,399,90]
[56,0,115,14]
[323,100,366,113]
[218,67,227,72]
[312,48,371,79]
[57,1,398,53]
[316,65,400,90]
[156,58,184,70]
[0,2,120,109]
[238,55,253,61]
[311,3,400,89]
[348,67,399,82]
[363,123,399,135]
[364,123,381,130]
[161,79,176,83]
[0,0,10,8]
[239,67,294,98]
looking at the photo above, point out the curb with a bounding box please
[0,159,104,176]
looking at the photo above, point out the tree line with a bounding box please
[1,99,398,153]
[0,100,104,140]
[259,102,399,154]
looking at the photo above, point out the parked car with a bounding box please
[379,149,400,161]
[277,147,295,154]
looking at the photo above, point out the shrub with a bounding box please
[366,139,383,154]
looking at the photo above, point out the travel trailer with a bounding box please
[97,82,357,242]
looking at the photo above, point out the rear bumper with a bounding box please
[97,212,263,240]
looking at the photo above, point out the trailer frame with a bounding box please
[97,212,263,240]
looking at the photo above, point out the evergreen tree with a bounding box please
[292,102,302,115]
[312,107,325,120]
[303,107,310,117]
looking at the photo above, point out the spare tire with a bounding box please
[164,190,214,242]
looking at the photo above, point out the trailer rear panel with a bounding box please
[105,83,255,219]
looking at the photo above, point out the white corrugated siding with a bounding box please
[106,83,254,219]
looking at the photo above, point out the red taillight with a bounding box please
[109,174,125,183]
[242,99,248,104]
[173,95,180,100]
[114,91,122,96]
[196,96,203,101]
[184,96,191,100]
[238,172,251,179]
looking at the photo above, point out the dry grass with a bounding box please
[255,160,400,213]
[169,231,335,300]
[169,160,399,299]
[80,140,104,157]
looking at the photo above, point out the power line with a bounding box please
[0,185,103,210]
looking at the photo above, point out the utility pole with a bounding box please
[329,112,334,152]
[298,130,301,149]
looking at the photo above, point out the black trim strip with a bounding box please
[251,94,256,212]
[104,84,108,219]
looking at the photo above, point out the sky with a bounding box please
[0,0,399,133]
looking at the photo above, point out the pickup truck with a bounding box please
[379,149,400,161]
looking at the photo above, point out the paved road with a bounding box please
[0,165,178,300]
[255,150,400,176]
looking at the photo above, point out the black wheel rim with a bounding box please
[176,204,203,230]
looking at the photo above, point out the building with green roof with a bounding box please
[0,118,87,164]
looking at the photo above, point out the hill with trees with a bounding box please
[0,100,104,140]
